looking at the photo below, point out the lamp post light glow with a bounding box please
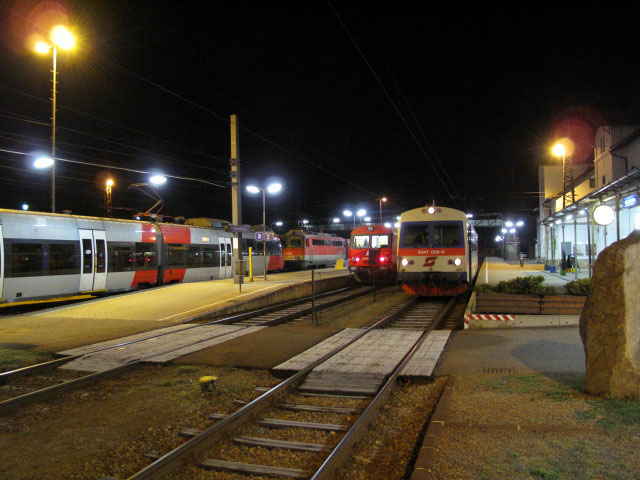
[343,209,355,229]
[149,175,167,185]
[34,25,75,213]
[34,156,54,169]
[246,182,283,280]
[333,217,340,223]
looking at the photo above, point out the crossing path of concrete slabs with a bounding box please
[58,324,265,372]
[274,328,451,378]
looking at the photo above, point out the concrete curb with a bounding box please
[410,377,455,480]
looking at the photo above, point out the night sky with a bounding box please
[1,1,639,245]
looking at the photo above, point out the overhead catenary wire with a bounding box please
[325,0,460,208]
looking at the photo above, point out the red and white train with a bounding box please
[0,209,283,303]
[348,224,397,283]
[397,206,478,296]
[282,230,348,270]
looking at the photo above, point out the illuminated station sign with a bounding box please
[622,194,638,208]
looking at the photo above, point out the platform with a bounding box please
[0,268,350,353]
[476,256,580,288]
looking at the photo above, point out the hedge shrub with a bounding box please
[475,276,557,296]
[564,278,590,296]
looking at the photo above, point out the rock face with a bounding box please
[580,229,640,399]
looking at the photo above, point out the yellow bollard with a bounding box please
[249,247,254,282]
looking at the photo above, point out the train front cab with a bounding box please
[397,207,476,296]
[283,232,305,270]
[349,225,396,283]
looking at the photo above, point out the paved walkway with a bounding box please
[0,268,349,352]
[477,257,589,288]
[436,326,585,375]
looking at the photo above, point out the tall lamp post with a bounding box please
[553,142,578,279]
[35,25,75,213]
[378,197,387,223]
[246,182,282,280]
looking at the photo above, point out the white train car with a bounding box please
[397,205,478,296]
[0,209,235,303]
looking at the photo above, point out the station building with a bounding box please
[537,125,640,276]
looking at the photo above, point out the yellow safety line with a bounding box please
[0,294,95,308]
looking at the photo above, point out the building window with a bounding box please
[602,175,606,185]
[590,178,595,188]
[600,136,605,154]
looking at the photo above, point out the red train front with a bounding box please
[348,225,397,283]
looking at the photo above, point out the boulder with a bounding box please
[579,229,640,399]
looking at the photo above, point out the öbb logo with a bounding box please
[422,257,437,267]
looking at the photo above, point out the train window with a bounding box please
[48,243,77,275]
[82,239,93,274]
[96,240,106,273]
[186,246,203,267]
[288,237,303,248]
[267,241,282,254]
[401,223,430,248]
[352,235,369,248]
[433,224,462,247]
[371,235,389,248]
[202,245,219,267]
[226,243,232,266]
[110,244,134,272]
[167,244,186,267]
[10,243,43,277]
[135,242,157,269]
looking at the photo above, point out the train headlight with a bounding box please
[355,257,361,263]
[379,256,387,263]
[401,258,409,267]
[454,258,462,266]
[427,206,436,215]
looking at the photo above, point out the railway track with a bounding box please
[0,285,372,415]
[120,296,456,480]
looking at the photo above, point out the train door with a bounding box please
[219,238,228,278]
[0,224,4,300]
[79,229,108,291]
[225,237,233,278]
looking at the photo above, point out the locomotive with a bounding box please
[282,230,348,270]
[348,224,397,283]
[397,206,478,296]
[0,209,283,303]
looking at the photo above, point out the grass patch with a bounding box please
[483,373,584,401]
[530,467,559,479]
[174,366,197,374]
[0,349,53,372]
[575,399,640,431]
[484,374,544,394]
[156,380,173,387]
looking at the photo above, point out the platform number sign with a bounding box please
[255,232,274,241]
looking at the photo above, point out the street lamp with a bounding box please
[343,209,354,229]
[105,178,114,217]
[34,25,76,213]
[356,209,366,226]
[378,197,387,223]
[553,141,579,278]
[246,182,283,280]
